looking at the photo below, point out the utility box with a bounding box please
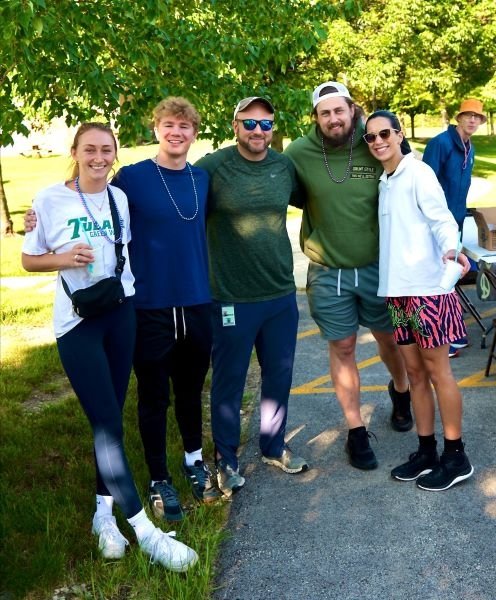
[472,208,496,251]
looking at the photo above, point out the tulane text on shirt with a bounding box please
[68,216,113,240]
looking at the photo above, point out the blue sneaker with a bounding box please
[182,460,222,503]
[450,336,468,349]
[448,346,459,358]
[149,480,184,522]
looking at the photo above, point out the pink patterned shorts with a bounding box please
[386,292,466,349]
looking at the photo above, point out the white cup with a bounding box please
[88,245,105,279]
[439,259,463,291]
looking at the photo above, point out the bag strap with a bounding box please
[62,185,125,300]
[107,186,125,278]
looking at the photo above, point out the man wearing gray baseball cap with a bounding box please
[285,82,411,470]
[197,96,309,497]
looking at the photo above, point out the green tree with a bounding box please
[312,0,496,135]
[1,0,355,235]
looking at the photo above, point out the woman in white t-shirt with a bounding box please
[22,122,197,571]
[363,110,473,493]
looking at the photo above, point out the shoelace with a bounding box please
[154,481,179,505]
[97,517,128,546]
[367,431,378,443]
[187,462,211,488]
[146,529,178,564]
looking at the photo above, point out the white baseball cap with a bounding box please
[312,82,351,108]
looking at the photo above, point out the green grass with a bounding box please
[409,134,496,208]
[0,145,257,599]
[1,133,495,597]
[1,140,234,276]
[0,280,261,599]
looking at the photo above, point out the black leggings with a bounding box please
[57,300,142,518]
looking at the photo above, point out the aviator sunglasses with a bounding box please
[236,118,274,131]
[363,128,400,144]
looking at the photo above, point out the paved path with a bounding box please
[213,289,496,600]
[213,189,496,600]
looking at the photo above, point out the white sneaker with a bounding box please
[140,527,198,572]
[92,514,129,559]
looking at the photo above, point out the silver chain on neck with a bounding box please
[321,127,355,184]
[153,158,199,221]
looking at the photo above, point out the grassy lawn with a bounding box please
[1,132,495,598]
[0,139,257,600]
[410,134,496,208]
[0,273,260,599]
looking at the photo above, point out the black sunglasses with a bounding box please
[236,118,274,131]
[363,128,400,144]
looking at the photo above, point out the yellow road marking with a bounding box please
[292,339,496,394]
[297,327,320,339]
[293,306,496,393]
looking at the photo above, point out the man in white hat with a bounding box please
[423,98,487,356]
[285,82,411,471]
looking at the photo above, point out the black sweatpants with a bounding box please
[133,303,212,481]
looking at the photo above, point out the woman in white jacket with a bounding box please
[363,110,473,492]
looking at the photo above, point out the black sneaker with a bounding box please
[346,428,378,470]
[416,451,474,491]
[149,480,184,521]
[388,380,413,432]
[391,449,439,481]
[182,460,222,503]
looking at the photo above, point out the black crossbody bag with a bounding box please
[62,187,126,318]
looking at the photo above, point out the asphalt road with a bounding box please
[213,285,496,600]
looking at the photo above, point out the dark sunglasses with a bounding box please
[236,118,274,131]
[363,128,400,144]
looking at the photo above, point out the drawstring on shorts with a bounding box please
[336,268,359,296]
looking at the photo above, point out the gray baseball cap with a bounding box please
[234,97,275,119]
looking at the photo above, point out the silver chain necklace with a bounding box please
[321,127,355,184]
[153,158,199,221]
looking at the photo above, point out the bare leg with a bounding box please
[397,344,435,435]
[372,329,409,393]
[329,335,363,428]
[418,344,462,440]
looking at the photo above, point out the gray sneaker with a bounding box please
[149,480,184,522]
[262,445,309,474]
[216,459,245,498]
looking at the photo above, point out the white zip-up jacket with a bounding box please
[378,152,459,297]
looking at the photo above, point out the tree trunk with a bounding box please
[271,130,284,152]
[441,108,450,129]
[0,150,15,237]
[410,113,415,139]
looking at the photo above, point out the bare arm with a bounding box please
[22,243,94,272]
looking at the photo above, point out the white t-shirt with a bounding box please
[23,182,135,338]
